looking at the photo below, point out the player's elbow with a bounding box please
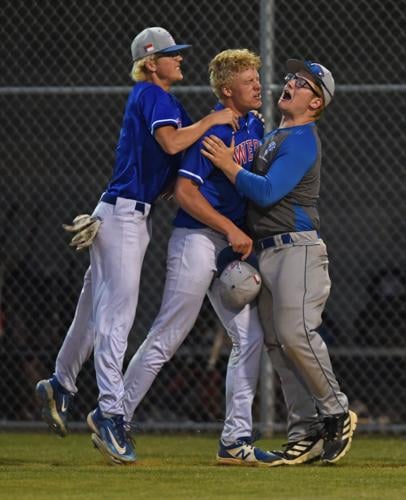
[161,141,182,155]
[156,139,178,155]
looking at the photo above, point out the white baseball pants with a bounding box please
[123,227,264,444]
[55,197,151,415]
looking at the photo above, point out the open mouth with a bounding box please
[281,89,292,101]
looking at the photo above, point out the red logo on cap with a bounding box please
[144,43,154,52]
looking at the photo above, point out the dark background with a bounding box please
[1,0,405,428]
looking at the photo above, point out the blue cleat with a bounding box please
[87,407,136,465]
[35,377,71,437]
[217,437,282,467]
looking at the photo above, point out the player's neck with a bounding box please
[148,74,175,92]
[220,100,249,118]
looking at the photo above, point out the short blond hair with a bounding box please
[209,49,261,98]
[130,55,157,82]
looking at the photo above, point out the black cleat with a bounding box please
[271,434,323,465]
[321,410,358,463]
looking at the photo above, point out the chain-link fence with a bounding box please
[1,0,405,433]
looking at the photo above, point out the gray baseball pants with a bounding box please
[257,230,348,441]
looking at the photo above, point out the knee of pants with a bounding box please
[272,308,311,347]
[225,320,263,351]
[94,330,128,365]
[94,314,135,341]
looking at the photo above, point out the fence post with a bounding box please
[258,0,276,438]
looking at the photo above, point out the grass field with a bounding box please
[1,433,405,499]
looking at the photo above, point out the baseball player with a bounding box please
[202,59,357,465]
[35,27,238,464]
[120,49,282,467]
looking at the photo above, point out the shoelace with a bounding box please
[234,430,268,452]
[237,430,262,446]
[235,430,264,450]
[124,421,140,433]
[324,416,344,440]
[235,439,255,451]
[111,415,128,447]
[123,421,139,447]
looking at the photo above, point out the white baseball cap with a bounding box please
[287,59,335,106]
[131,27,191,61]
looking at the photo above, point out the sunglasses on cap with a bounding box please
[155,51,182,59]
[284,73,322,98]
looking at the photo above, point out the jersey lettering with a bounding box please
[233,139,260,166]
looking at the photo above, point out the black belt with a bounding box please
[101,193,146,214]
[255,233,294,252]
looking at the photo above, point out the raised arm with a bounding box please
[155,109,238,155]
[202,133,317,207]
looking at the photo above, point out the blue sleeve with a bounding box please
[138,86,185,135]
[179,101,193,127]
[178,126,232,185]
[235,131,318,207]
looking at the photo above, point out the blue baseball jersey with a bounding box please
[173,103,264,229]
[104,82,192,204]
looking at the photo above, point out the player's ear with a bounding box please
[309,97,323,110]
[144,56,157,73]
[222,86,232,98]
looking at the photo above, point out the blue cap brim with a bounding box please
[158,44,192,54]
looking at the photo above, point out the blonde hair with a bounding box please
[130,55,158,82]
[209,49,261,98]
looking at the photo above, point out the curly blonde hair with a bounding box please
[209,49,261,98]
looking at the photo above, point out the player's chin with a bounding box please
[251,99,262,109]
